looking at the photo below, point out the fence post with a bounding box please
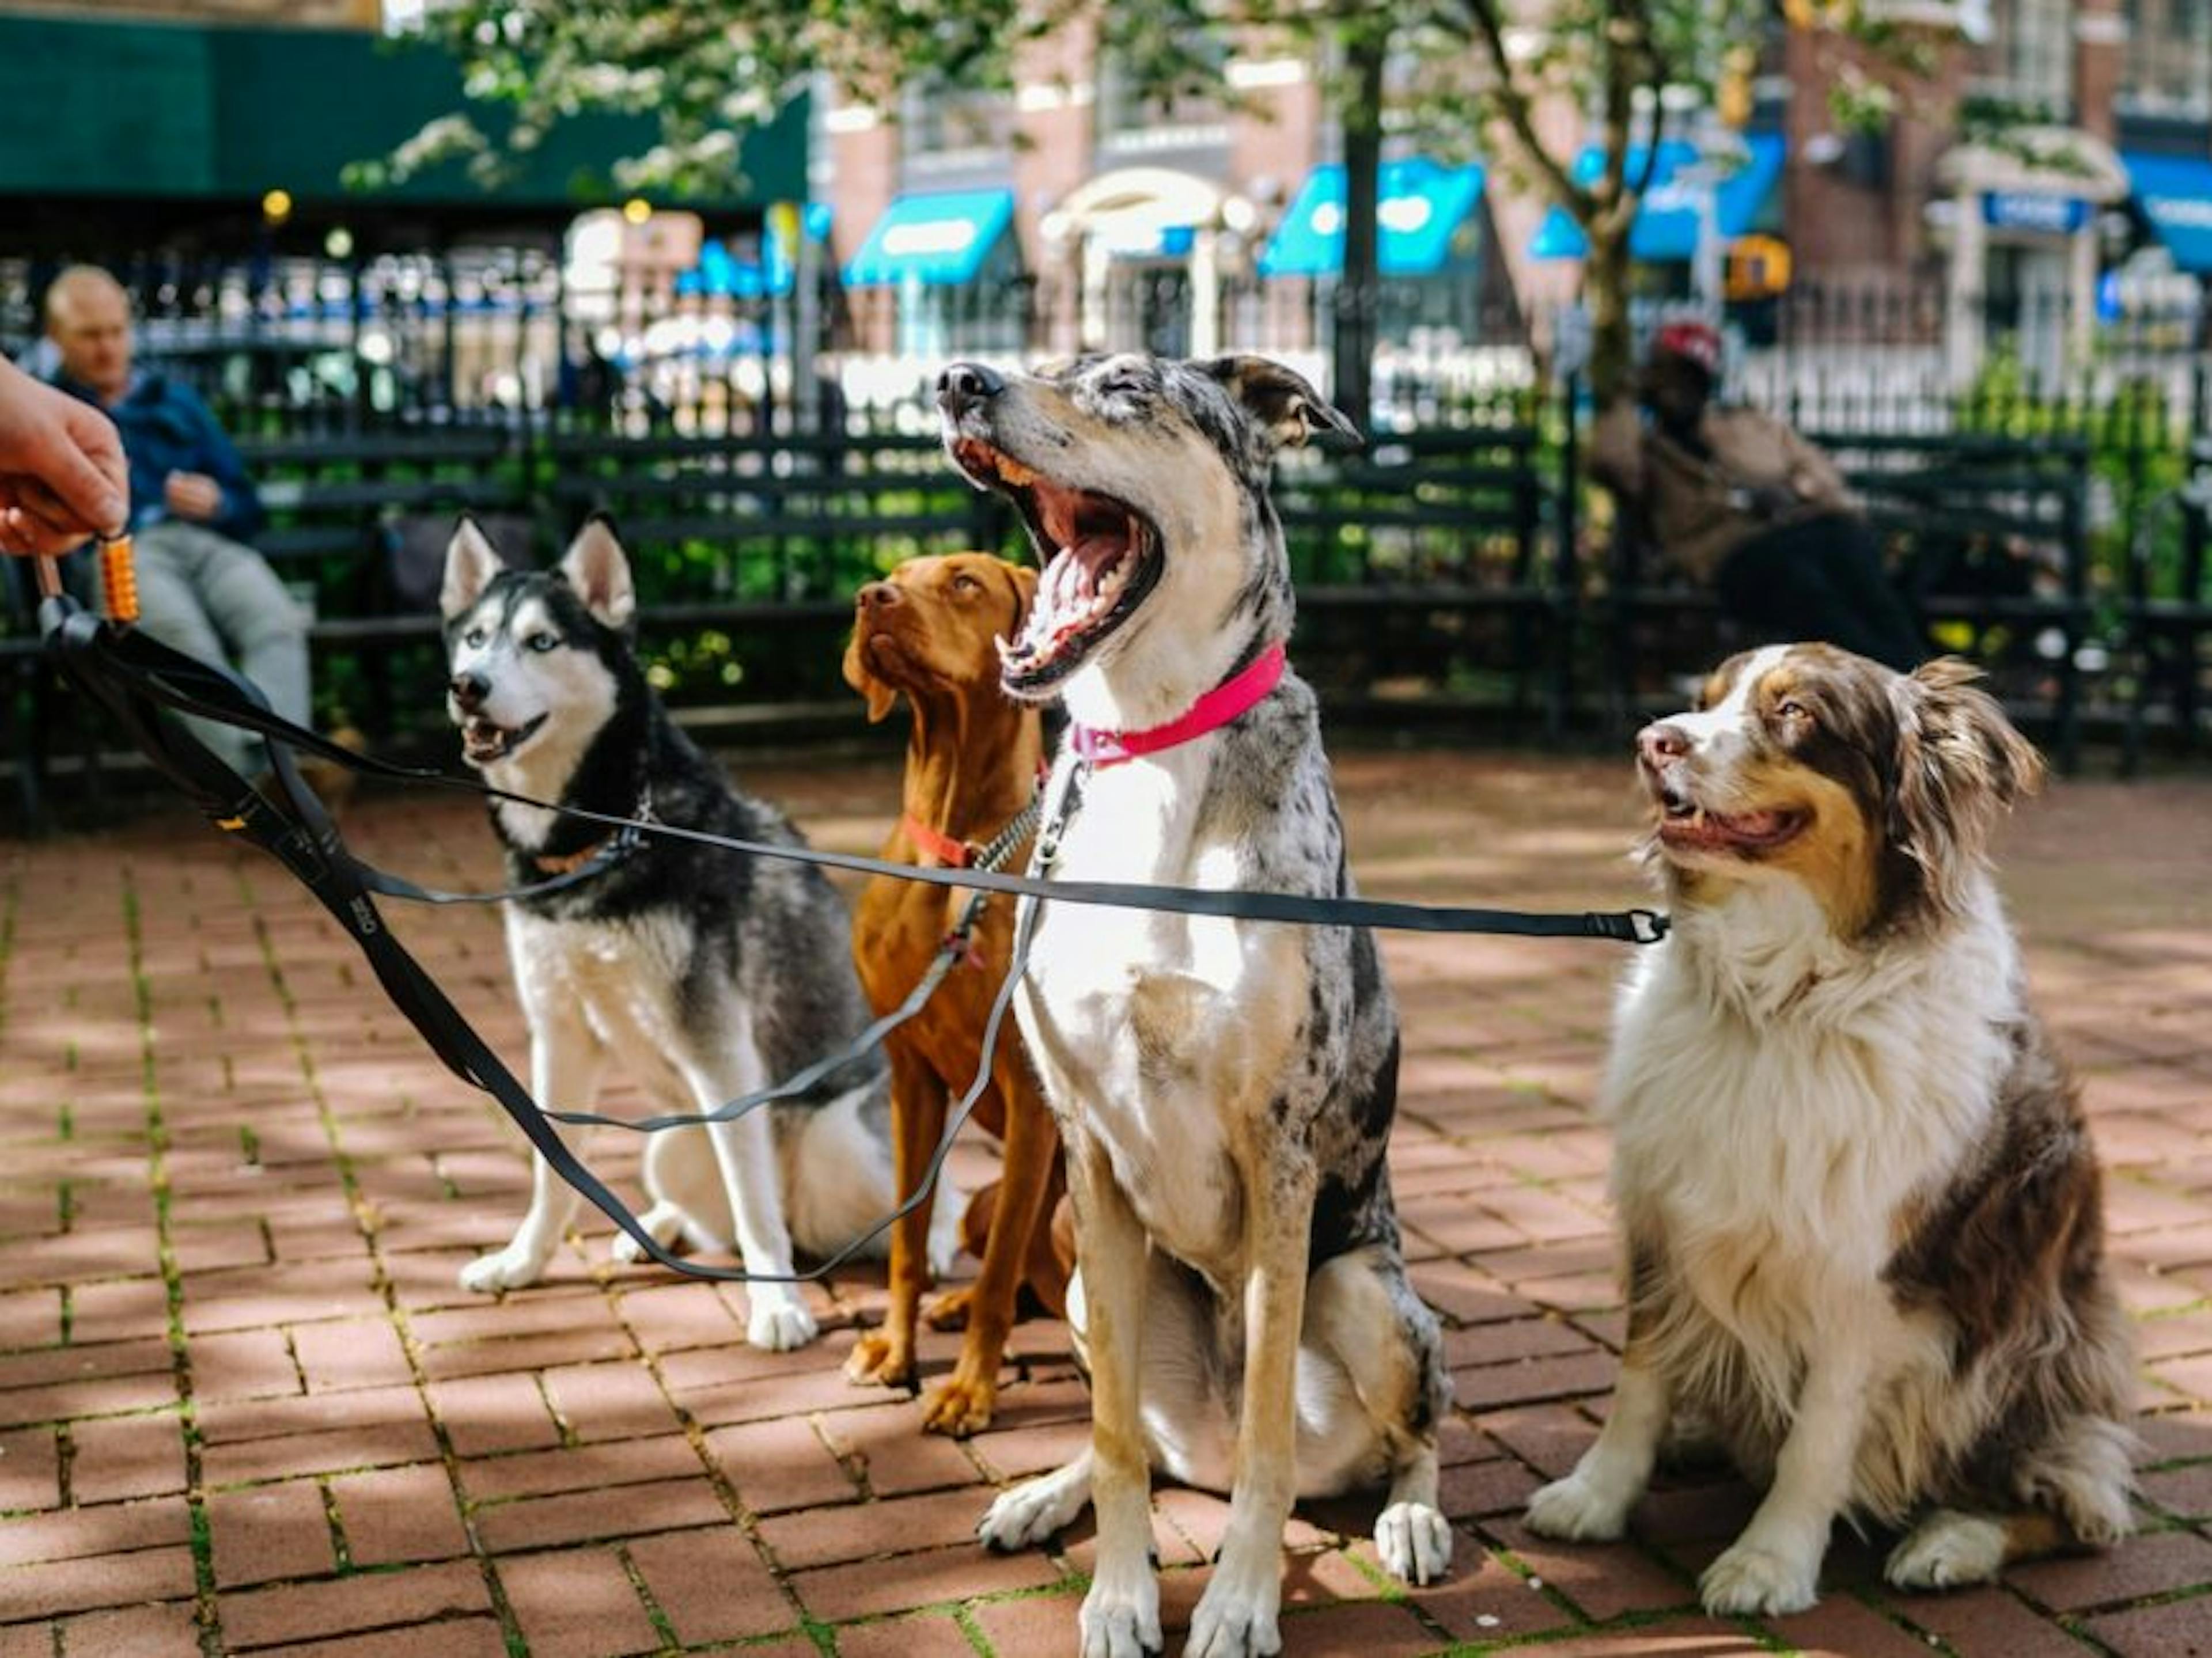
[1552,371,1581,738]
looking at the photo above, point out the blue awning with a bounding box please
[675,205,833,298]
[843,189,1015,288]
[1530,133,1786,262]
[2125,151,2212,274]
[1259,158,1486,279]
[676,239,771,298]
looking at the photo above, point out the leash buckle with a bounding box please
[1628,909,1669,945]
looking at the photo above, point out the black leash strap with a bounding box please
[36,595,1668,1283]
[37,605,1668,946]
[37,595,851,1283]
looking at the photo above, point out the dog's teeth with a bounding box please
[993,633,1014,662]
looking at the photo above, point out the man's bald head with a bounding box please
[46,267,135,403]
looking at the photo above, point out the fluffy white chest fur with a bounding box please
[1020,750,1304,1281]
[1607,878,2022,1407]
[505,907,736,1101]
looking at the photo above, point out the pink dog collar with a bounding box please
[1070,643,1287,769]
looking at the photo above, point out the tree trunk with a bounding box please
[1584,219,1637,405]
[1331,22,1388,435]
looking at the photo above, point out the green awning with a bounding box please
[0,16,805,213]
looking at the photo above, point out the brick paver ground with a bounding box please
[0,745,2206,1657]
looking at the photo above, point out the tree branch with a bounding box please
[1459,0,1590,218]
[1630,9,1669,203]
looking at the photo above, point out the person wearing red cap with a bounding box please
[1591,320,1924,670]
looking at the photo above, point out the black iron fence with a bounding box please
[5,254,2209,775]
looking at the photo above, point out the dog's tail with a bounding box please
[775,1081,965,1273]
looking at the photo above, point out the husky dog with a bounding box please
[1527,644,2134,1615]
[440,517,949,1349]
[939,357,1452,1658]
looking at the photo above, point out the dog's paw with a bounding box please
[1184,1570,1281,1658]
[1699,1538,1820,1617]
[1525,1471,1632,1542]
[1374,1501,1453,1585]
[978,1473,1088,1552]
[843,1330,915,1388]
[1885,1512,2008,1591]
[459,1244,550,1294]
[923,1285,977,1331]
[921,1375,995,1438]
[746,1295,820,1352]
[1078,1570,1162,1658]
[608,1200,690,1266]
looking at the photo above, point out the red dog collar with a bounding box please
[899,762,1052,869]
[1070,643,1287,769]
[899,814,977,868]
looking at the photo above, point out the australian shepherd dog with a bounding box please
[1526,644,2135,1617]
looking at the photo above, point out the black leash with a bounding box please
[539,793,1034,1136]
[36,608,1668,946]
[36,594,1666,1283]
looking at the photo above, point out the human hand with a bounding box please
[164,471,224,522]
[0,357,127,556]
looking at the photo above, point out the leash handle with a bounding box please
[99,534,139,624]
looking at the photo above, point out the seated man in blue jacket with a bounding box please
[44,265,313,780]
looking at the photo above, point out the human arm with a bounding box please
[1588,396,1646,500]
[167,385,266,542]
[1776,421,1856,512]
[0,356,127,555]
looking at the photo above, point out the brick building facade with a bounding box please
[815,4,2212,351]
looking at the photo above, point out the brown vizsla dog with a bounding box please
[842,551,1070,1436]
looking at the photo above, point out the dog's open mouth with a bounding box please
[949,438,1162,695]
[1655,787,1806,855]
[460,713,546,767]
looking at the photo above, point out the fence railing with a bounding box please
[5,252,2207,756]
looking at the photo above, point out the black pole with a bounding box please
[1332,20,1388,435]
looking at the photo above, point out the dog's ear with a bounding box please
[1200,356,1362,452]
[1889,657,2044,921]
[558,516,637,631]
[842,628,899,723]
[440,516,505,621]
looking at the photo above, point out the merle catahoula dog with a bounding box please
[938,356,1452,1658]
[440,517,953,1349]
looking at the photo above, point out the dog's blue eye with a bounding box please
[464,627,488,648]
[527,633,558,653]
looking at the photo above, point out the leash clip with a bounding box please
[1628,909,1669,944]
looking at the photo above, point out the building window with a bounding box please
[901,80,1014,168]
[2123,0,2212,119]
[1096,40,1232,155]
[1974,0,2074,115]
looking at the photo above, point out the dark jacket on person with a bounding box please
[1590,397,1858,584]
[52,371,266,544]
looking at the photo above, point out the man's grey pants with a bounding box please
[131,521,312,777]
